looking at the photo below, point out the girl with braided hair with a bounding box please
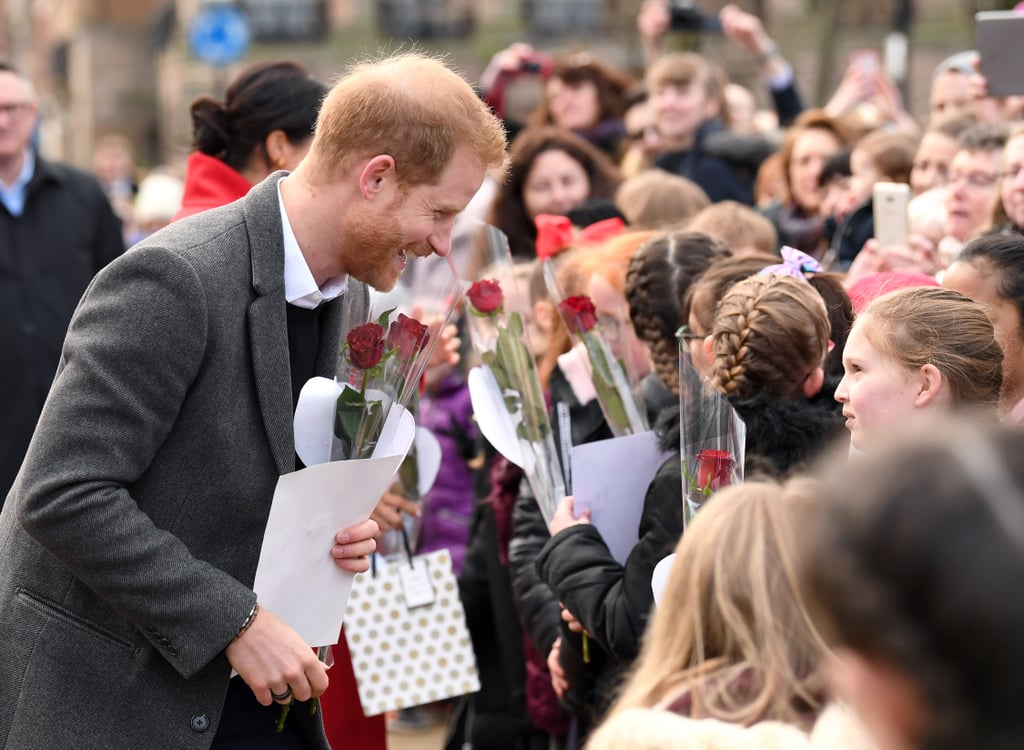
[693,272,847,476]
[708,273,831,403]
[625,230,729,421]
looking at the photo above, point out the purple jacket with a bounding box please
[417,372,478,575]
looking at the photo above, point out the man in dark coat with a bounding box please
[0,61,125,500]
[0,54,508,749]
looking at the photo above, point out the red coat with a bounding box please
[172,152,253,221]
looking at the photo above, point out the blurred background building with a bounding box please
[0,0,1017,170]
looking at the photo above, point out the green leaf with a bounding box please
[506,311,525,339]
[376,308,396,330]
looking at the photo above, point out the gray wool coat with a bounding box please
[0,174,368,749]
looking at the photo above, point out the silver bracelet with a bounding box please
[233,601,260,641]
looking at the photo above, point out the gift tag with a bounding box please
[398,557,436,609]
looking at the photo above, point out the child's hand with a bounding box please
[547,638,569,698]
[548,495,590,537]
[560,603,589,635]
[370,491,420,536]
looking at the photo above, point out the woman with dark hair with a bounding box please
[479,45,634,157]
[526,53,635,157]
[487,125,622,259]
[943,232,1024,421]
[802,420,1024,750]
[174,60,327,220]
[760,109,855,256]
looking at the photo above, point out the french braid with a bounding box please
[625,231,727,396]
[710,274,830,401]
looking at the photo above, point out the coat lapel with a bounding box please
[244,174,294,476]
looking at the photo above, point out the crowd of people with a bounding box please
[3,2,1024,749]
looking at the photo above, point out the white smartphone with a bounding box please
[873,182,910,248]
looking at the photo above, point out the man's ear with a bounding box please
[800,366,825,399]
[358,155,396,200]
[913,363,946,408]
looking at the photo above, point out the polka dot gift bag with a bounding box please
[343,548,480,715]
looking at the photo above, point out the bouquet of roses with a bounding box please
[333,310,431,460]
[464,227,566,522]
[543,260,648,436]
[678,339,746,528]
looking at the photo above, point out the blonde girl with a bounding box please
[588,479,874,749]
[836,286,1002,451]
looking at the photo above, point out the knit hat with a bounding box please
[847,270,939,314]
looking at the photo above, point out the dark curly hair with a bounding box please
[486,125,622,259]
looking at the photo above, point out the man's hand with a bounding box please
[370,491,420,537]
[331,518,378,573]
[226,607,329,706]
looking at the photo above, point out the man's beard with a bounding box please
[344,208,413,292]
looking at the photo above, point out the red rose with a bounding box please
[388,313,430,361]
[696,449,734,493]
[346,322,386,370]
[558,295,598,334]
[467,279,503,314]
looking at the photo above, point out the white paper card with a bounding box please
[467,365,523,467]
[397,557,436,609]
[571,431,672,565]
[293,376,341,467]
[414,427,443,497]
[253,408,416,648]
[652,553,675,608]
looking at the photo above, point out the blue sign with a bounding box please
[189,4,251,67]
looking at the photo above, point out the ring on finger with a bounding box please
[271,687,293,702]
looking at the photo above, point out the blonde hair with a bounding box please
[646,52,719,102]
[711,274,830,400]
[307,53,508,186]
[687,200,779,255]
[615,171,710,230]
[607,479,829,727]
[858,287,1003,409]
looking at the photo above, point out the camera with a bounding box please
[668,0,722,33]
[518,54,553,77]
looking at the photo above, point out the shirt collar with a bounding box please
[0,148,35,216]
[278,177,346,309]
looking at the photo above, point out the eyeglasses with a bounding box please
[0,101,31,118]
[999,165,1024,181]
[948,170,999,189]
[675,325,705,343]
[598,313,624,342]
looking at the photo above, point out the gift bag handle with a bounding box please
[370,520,417,578]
